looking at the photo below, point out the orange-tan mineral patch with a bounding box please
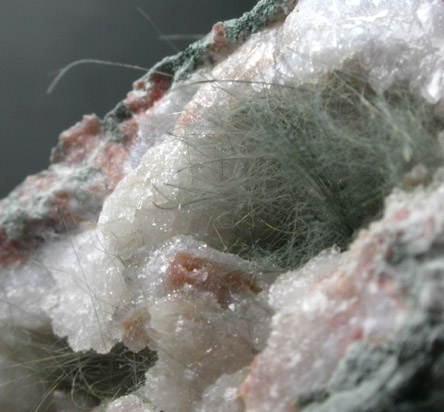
[119,117,140,146]
[93,143,129,190]
[167,252,261,308]
[48,190,82,229]
[127,73,172,114]
[52,114,102,164]
[0,228,30,268]
[21,171,54,194]
[210,22,228,53]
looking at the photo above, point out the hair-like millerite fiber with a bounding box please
[160,69,444,270]
[0,327,156,410]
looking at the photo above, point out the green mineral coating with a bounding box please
[151,0,297,82]
[104,101,132,129]
[103,102,133,143]
[223,0,298,43]
[149,38,208,83]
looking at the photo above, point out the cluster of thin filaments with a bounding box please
[1,328,156,410]
[162,70,443,270]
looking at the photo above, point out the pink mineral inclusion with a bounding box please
[167,252,261,308]
[55,114,102,164]
[126,73,172,115]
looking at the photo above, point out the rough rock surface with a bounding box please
[1,1,444,412]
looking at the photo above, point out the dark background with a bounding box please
[0,0,258,198]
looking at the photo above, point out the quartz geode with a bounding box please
[1,1,444,411]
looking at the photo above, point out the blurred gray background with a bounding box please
[0,0,257,198]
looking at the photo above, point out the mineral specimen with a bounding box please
[1,0,444,411]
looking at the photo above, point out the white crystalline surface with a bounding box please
[1,0,444,411]
[0,232,127,410]
[110,236,273,412]
[38,230,128,352]
[1,230,128,353]
[195,368,250,412]
[0,231,125,346]
[0,259,53,331]
[94,394,154,412]
[130,83,200,168]
[99,139,204,260]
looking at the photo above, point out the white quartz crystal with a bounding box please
[94,394,154,412]
[0,229,128,354]
[38,230,128,353]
